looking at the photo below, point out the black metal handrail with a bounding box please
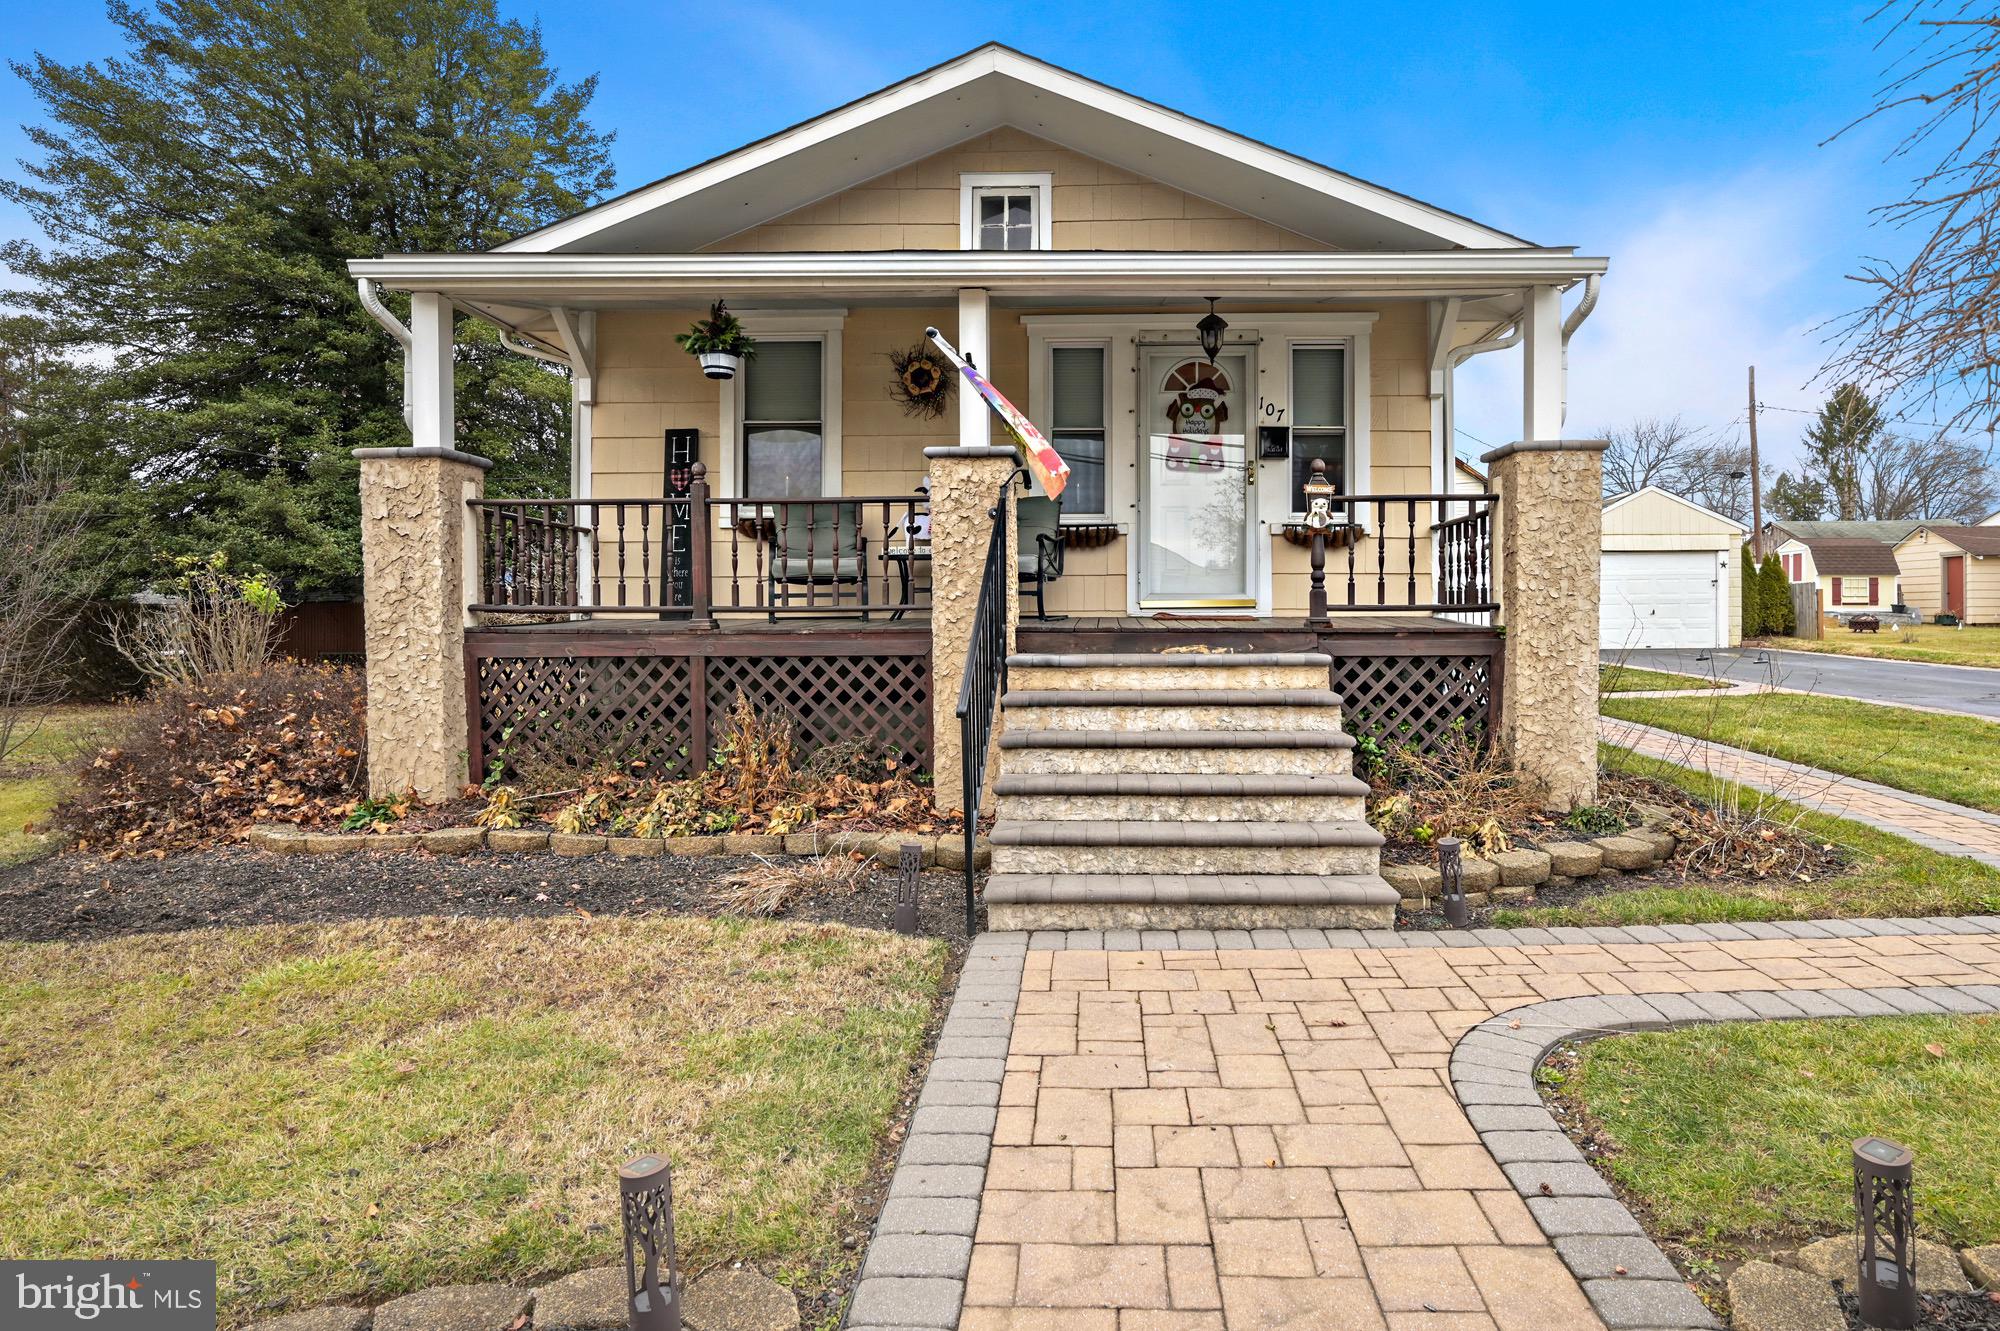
[954,470,1023,934]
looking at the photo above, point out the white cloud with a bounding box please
[1455,164,1849,471]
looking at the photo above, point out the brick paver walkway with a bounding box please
[928,924,2000,1331]
[1602,717,2000,867]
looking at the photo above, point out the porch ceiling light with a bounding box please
[1197,297,1228,365]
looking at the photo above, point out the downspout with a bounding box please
[1559,273,1600,427]
[357,278,414,427]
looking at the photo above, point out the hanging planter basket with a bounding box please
[676,300,756,383]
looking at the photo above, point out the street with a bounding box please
[1608,646,2000,721]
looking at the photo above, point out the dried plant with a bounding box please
[0,454,88,768]
[111,554,282,687]
[1366,728,1546,844]
[713,693,795,815]
[474,785,524,830]
[712,853,874,917]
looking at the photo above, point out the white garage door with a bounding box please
[1600,551,1723,649]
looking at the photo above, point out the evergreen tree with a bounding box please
[1,0,614,596]
[1800,385,1885,522]
[1765,470,1828,524]
[1759,553,1795,635]
[1740,542,1765,636]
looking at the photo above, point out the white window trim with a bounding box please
[960,172,1054,251]
[715,310,844,508]
[1025,337,1113,520]
[1023,311,1376,617]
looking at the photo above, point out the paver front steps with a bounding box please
[984,650,1397,930]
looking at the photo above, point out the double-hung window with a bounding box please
[960,173,1052,251]
[975,190,1036,250]
[1048,345,1108,517]
[742,339,823,498]
[1290,345,1348,513]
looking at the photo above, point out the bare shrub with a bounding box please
[57,660,366,853]
[111,554,282,687]
[1367,728,1545,851]
[0,454,88,767]
[712,853,874,917]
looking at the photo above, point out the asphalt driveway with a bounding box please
[1608,645,2000,721]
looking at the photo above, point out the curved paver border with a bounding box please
[1450,982,2000,1331]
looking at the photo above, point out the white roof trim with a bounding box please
[354,248,1603,289]
[498,45,1529,255]
[1601,485,1748,533]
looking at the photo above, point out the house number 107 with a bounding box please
[1258,398,1285,421]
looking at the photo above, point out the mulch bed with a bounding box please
[1839,1288,2000,1331]
[0,848,981,945]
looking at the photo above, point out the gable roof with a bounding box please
[1901,524,2000,556]
[1789,536,1900,577]
[1600,485,1748,532]
[500,44,1536,256]
[1766,519,1926,546]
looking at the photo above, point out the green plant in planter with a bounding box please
[675,300,756,378]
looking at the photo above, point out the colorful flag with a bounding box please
[925,326,1070,498]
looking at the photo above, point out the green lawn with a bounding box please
[1766,621,2000,669]
[0,916,947,1328]
[1554,1014,2000,1254]
[1599,664,1728,694]
[0,705,123,862]
[1601,691,2000,813]
[1492,746,2000,927]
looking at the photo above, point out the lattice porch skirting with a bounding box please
[1324,636,1503,751]
[467,631,933,780]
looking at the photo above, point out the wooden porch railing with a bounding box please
[469,463,930,618]
[1311,492,1499,615]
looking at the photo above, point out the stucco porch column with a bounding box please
[353,292,491,802]
[1482,438,1607,809]
[926,444,1020,812]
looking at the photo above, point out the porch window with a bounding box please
[742,339,823,497]
[1290,345,1348,513]
[1049,344,1107,517]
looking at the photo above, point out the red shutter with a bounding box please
[1832,576,1844,605]
[1868,576,1879,604]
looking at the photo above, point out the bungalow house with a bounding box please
[346,44,1608,928]
[1771,535,1902,620]
[1894,525,2000,624]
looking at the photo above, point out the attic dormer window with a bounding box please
[961,173,1053,251]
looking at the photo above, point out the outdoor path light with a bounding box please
[1853,1135,1916,1330]
[1437,836,1467,927]
[622,1153,681,1331]
[896,843,921,935]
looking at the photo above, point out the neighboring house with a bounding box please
[1893,525,2000,624]
[1599,487,1744,650]
[1771,536,1901,619]
[1764,519,1925,549]
[1979,508,2000,527]
[345,44,1609,928]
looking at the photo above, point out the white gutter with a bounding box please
[1559,273,1600,426]
[356,278,413,426]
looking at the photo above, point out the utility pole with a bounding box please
[1747,366,1764,559]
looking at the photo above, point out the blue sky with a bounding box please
[0,0,1935,468]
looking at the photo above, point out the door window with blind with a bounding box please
[742,340,824,498]
[1048,345,1107,517]
[1289,345,1348,513]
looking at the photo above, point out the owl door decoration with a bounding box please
[1161,359,1232,473]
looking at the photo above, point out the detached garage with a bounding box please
[1600,487,1746,650]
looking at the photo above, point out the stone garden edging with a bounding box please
[1448,980,2000,1331]
[243,823,993,870]
[844,932,1029,1331]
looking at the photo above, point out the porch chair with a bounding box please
[1017,496,1065,620]
[768,500,870,621]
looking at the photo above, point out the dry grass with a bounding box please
[712,854,876,918]
[0,915,946,1327]
[1764,622,2000,669]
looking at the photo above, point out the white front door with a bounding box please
[1599,550,1725,649]
[1138,349,1255,608]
